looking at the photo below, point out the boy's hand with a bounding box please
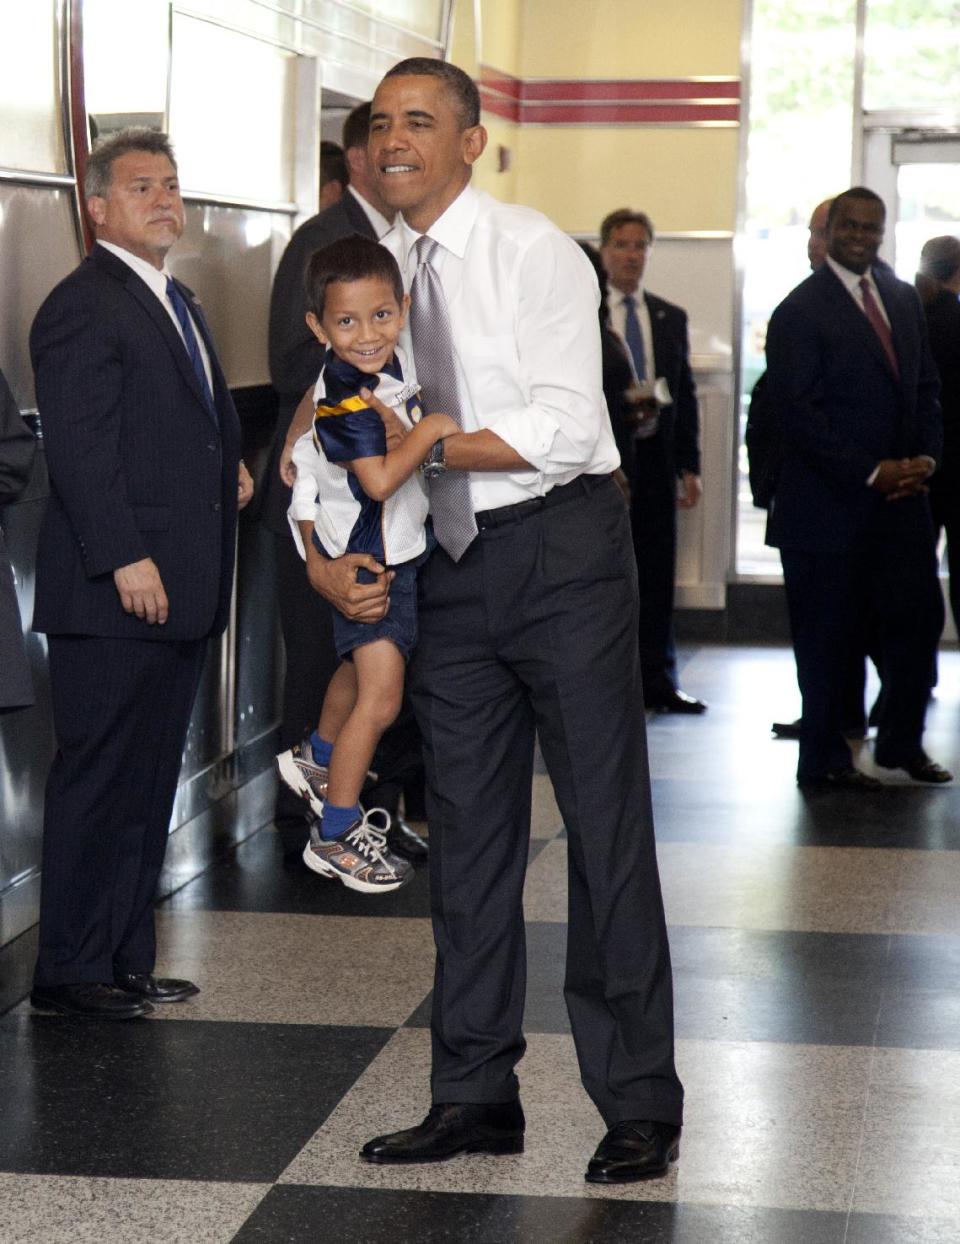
[360,387,408,450]
[306,547,394,622]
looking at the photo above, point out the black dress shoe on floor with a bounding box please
[648,689,707,715]
[360,1101,525,1164]
[386,817,429,861]
[585,1119,681,1183]
[798,768,883,791]
[876,752,953,784]
[30,982,154,1020]
[772,717,802,739]
[114,973,200,1003]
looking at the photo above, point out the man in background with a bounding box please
[600,208,705,714]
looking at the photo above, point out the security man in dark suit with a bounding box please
[29,128,251,1019]
[766,186,949,788]
[600,208,705,714]
[265,102,427,858]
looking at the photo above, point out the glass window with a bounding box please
[83,0,169,142]
[864,1,960,112]
[737,0,856,575]
[0,0,66,174]
[169,14,298,205]
[894,163,960,281]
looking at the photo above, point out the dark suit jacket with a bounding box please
[30,243,241,641]
[924,287,960,524]
[645,291,701,478]
[0,365,36,707]
[261,192,376,532]
[765,262,941,553]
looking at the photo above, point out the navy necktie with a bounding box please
[623,293,647,382]
[166,277,216,415]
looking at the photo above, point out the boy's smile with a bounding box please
[307,275,409,375]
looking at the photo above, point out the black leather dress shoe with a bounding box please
[876,751,953,784]
[798,768,883,791]
[585,1119,681,1183]
[31,982,153,1020]
[648,689,707,715]
[772,717,802,739]
[360,1101,525,1164]
[115,973,200,1002]
[386,817,429,861]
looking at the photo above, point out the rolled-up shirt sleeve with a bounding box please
[287,430,322,559]
[484,232,607,479]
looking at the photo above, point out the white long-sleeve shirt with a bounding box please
[383,184,620,513]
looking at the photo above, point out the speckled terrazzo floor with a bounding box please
[5,645,960,1242]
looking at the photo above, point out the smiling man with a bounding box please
[29,129,251,1019]
[765,186,949,789]
[344,58,684,1184]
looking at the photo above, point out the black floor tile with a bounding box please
[0,1015,391,1182]
[408,923,894,1046]
[232,1186,848,1243]
[168,825,549,919]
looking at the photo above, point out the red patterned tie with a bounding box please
[859,278,899,378]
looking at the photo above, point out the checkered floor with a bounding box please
[4,645,960,1242]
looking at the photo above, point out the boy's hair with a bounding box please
[304,235,405,319]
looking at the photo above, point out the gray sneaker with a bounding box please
[276,738,328,818]
[302,809,413,893]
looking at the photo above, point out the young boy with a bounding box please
[276,235,455,893]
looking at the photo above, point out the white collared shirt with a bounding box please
[825,255,891,329]
[607,284,655,384]
[348,186,392,240]
[97,240,213,392]
[381,184,619,512]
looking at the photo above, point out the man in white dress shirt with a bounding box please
[343,58,684,1183]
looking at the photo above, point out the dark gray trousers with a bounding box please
[410,476,683,1128]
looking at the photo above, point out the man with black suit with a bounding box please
[600,209,705,714]
[766,186,949,788]
[29,128,251,1019]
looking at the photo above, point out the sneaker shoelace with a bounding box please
[343,808,396,873]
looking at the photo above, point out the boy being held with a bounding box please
[276,235,455,892]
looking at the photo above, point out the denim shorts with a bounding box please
[321,532,434,662]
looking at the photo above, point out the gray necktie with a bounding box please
[410,236,477,561]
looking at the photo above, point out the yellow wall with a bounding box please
[518,0,742,78]
[515,127,739,235]
[462,0,743,236]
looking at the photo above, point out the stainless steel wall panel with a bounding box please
[0,185,81,406]
[172,203,292,388]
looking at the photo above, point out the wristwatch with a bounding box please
[421,439,446,478]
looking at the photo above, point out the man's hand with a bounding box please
[238,460,254,509]
[114,557,168,625]
[360,387,409,450]
[613,467,631,504]
[305,546,394,622]
[871,456,935,501]
[678,471,702,509]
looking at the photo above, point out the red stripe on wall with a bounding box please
[521,102,740,125]
[520,78,740,102]
[476,67,741,126]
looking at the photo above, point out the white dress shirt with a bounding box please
[825,255,891,328]
[607,284,655,383]
[97,240,214,393]
[348,186,392,240]
[382,184,619,512]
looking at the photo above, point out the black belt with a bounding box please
[474,473,611,532]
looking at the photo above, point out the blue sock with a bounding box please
[310,732,333,766]
[321,802,362,841]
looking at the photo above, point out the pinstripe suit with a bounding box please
[30,243,241,986]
